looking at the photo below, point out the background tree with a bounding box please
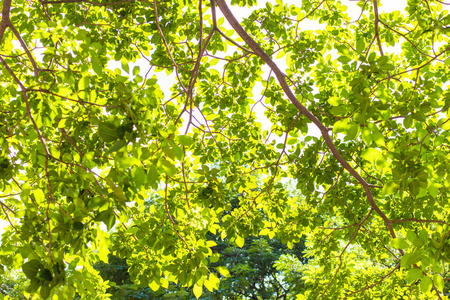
[93,235,305,299]
[0,271,29,299]
[0,0,449,299]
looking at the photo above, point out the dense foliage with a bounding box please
[92,235,306,299]
[0,0,449,298]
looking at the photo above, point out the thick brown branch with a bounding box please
[8,24,39,76]
[372,0,384,55]
[0,0,12,44]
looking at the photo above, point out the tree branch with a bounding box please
[0,0,12,44]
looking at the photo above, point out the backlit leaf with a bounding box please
[420,276,432,293]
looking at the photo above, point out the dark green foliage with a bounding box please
[94,236,306,299]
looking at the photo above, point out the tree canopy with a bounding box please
[0,0,449,298]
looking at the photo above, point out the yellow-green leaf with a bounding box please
[149,281,160,292]
[33,189,45,204]
[276,50,285,59]
[406,268,422,283]
[433,274,444,291]
[161,159,176,176]
[391,238,409,249]
[420,276,432,293]
[216,266,230,277]
[177,135,194,146]
[193,284,202,299]
[235,235,244,248]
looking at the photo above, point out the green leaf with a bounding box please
[377,55,388,66]
[216,266,230,277]
[40,285,51,299]
[134,166,146,188]
[406,252,422,267]
[119,156,140,169]
[360,147,384,165]
[433,274,444,291]
[37,269,53,282]
[33,189,45,204]
[73,222,84,231]
[333,119,349,134]
[95,209,116,231]
[161,159,176,176]
[379,64,395,71]
[391,238,409,249]
[412,237,424,248]
[428,184,439,198]
[406,268,422,283]
[403,114,413,128]
[210,253,220,263]
[420,276,432,293]
[162,146,175,160]
[345,122,359,140]
[329,106,347,116]
[98,123,119,142]
[37,22,48,29]
[121,60,130,74]
[337,56,351,64]
[78,76,90,91]
[172,143,184,160]
[445,57,450,66]
[287,137,297,145]
[147,163,159,185]
[22,260,43,280]
[160,278,169,289]
[133,66,140,76]
[206,240,217,247]
[327,97,342,106]
[276,50,285,59]
[368,52,377,62]
[105,178,126,203]
[356,39,365,53]
[107,139,127,154]
[381,181,399,195]
[225,29,235,37]
[27,279,40,293]
[406,230,418,242]
[177,135,194,146]
[91,57,103,75]
[209,273,220,289]
[204,279,213,292]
